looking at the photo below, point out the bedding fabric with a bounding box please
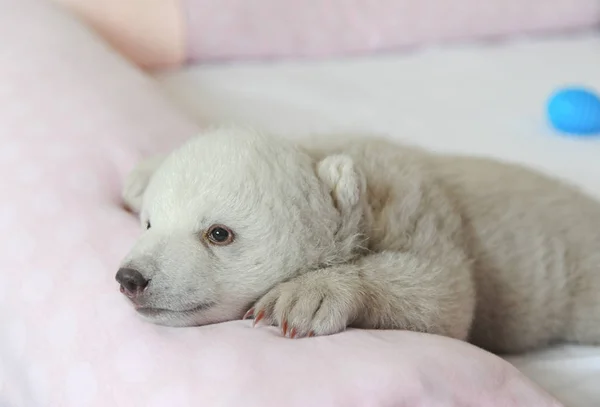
[183,0,600,62]
[52,0,600,68]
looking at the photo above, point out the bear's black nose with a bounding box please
[116,267,149,294]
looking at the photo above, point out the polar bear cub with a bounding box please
[118,127,600,354]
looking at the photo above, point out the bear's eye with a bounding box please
[145,220,151,230]
[206,224,234,246]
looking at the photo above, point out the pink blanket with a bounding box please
[0,1,562,406]
[52,0,600,69]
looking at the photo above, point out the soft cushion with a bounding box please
[52,0,600,68]
[0,1,561,406]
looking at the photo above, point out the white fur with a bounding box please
[120,127,600,354]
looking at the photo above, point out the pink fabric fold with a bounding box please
[184,0,600,62]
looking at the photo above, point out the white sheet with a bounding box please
[154,33,600,406]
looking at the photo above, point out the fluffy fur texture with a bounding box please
[119,127,600,354]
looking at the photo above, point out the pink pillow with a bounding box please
[52,0,600,68]
[184,0,600,62]
[0,1,561,406]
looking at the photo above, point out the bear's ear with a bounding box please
[316,154,365,214]
[122,154,165,214]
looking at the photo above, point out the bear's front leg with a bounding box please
[245,251,476,340]
[245,264,363,338]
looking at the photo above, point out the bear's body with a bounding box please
[119,128,600,353]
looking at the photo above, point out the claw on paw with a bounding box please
[253,310,265,327]
[243,308,254,320]
[282,320,288,336]
[290,328,297,339]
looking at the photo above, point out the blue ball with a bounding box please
[547,87,600,136]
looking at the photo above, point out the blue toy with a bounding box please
[547,87,600,136]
